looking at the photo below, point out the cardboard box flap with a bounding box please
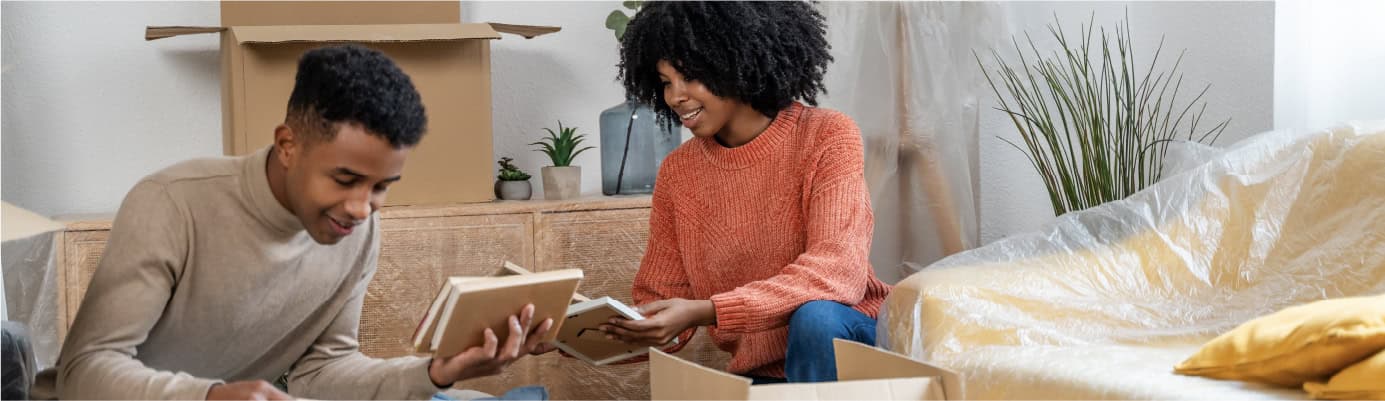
[650,348,751,400]
[147,23,556,42]
[2,202,64,242]
[221,1,460,27]
[746,378,945,400]
[146,26,227,41]
[229,23,500,44]
[833,339,965,400]
[486,22,561,39]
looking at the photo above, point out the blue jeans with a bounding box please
[432,386,548,401]
[783,300,878,383]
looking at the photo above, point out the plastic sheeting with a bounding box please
[818,2,1007,282]
[2,231,62,371]
[879,122,1385,398]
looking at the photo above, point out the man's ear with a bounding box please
[274,124,298,167]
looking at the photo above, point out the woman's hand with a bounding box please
[600,299,715,346]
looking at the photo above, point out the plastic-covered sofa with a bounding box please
[879,122,1385,399]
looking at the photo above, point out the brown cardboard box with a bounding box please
[1,202,64,242]
[145,1,558,206]
[651,339,964,400]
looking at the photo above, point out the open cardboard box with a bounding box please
[1,202,65,243]
[144,1,559,206]
[651,339,964,400]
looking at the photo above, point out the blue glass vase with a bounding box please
[599,98,680,195]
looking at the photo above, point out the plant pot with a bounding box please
[541,166,581,200]
[494,180,532,201]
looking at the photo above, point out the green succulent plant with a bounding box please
[531,121,595,167]
[496,157,531,181]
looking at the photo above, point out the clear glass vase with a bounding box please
[599,98,681,195]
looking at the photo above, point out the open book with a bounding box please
[411,263,583,358]
[553,296,677,365]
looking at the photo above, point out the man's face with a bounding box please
[278,122,409,244]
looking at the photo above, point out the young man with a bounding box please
[35,45,550,400]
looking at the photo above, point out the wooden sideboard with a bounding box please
[53,196,728,400]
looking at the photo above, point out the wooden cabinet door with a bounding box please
[533,208,650,300]
[59,230,110,343]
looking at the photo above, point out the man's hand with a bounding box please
[206,380,292,400]
[600,298,714,346]
[427,304,554,387]
[528,341,558,355]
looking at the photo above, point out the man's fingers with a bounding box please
[448,329,497,366]
[521,303,535,330]
[259,381,292,400]
[500,315,525,359]
[525,318,553,348]
[529,342,558,355]
[482,328,499,358]
[267,389,293,401]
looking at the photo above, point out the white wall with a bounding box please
[0,1,669,215]
[462,1,649,201]
[2,1,1274,250]
[977,2,1275,244]
[1274,0,1385,132]
[3,1,222,217]
[0,1,621,216]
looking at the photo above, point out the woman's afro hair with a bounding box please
[618,1,832,123]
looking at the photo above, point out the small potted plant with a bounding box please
[494,157,532,201]
[532,121,594,200]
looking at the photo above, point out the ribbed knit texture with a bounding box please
[632,102,891,378]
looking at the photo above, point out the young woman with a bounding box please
[599,1,892,384]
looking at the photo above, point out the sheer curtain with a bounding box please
[817,2,1007,282]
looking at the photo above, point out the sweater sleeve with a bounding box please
[709,119,877,334]
[55,181,223,400]
[629,169,698,353]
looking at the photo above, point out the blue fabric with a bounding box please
[784,300,878,383]
[432,385,548,401]
[747,375,788,385]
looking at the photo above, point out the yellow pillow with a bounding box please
[1304,348,1385,399]
[1174,294,1385,386]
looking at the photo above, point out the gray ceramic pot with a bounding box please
[494,180,532,200]
[541,166,581,200]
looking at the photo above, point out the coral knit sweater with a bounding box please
[632,102,892,378]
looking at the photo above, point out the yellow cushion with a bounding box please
[1304,348,1385,399]
[1173,294,1385,386]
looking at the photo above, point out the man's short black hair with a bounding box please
[618,1,833,123]
[287,44,426,148]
